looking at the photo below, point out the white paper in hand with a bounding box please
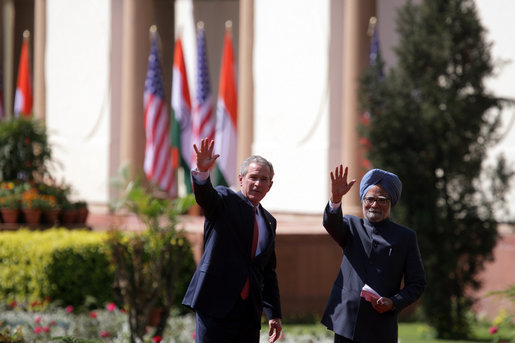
[360,284,381,302]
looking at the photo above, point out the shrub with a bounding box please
[0,117,52,182]
[0,229,113,308]
[108,166,196,342]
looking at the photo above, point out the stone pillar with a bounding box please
[119,0,153,179]
[341,0,375,216]
[33,0,45,120]
[237,0,253,165]
[2,0,15,118]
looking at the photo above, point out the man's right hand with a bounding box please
[330,164,356,203]
[193,138,220,172]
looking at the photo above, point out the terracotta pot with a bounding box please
[22,209,42,225]
[43,209,60,225]
[1,208,20,224]
[60,209,77,225]
[76,207,89,224]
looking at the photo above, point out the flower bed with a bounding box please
[0,303,197,343]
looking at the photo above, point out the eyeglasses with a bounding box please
[363,196,390,206]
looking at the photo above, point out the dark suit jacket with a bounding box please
[182,177,282,324]
[322,203,426,343]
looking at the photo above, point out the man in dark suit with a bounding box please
[322,165,426,343]
[182,138,282,343]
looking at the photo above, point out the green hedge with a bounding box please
[0,228,196,311]
[0,228,113,308]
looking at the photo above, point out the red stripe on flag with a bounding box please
[14,34,33,117]
[144,31,176,196]
[218,31,237,128]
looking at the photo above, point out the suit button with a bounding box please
[373,242,378,248]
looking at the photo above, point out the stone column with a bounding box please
[119,0,153,179]
[33,0,45,120]
[341,0,375,216]
[2,0,15,118]
[237,0,254,165]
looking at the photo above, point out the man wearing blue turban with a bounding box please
[321,165,426,343]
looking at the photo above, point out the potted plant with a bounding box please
[20,187,45,225]
[74,200,89,224]
[0,182,22,224]
[40,194,60,225]
[59,200,77,226]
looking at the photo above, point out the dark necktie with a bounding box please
[241,207,259,299]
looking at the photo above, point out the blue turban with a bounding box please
[359,169,402,207]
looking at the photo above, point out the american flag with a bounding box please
[143,30,176,196]
[192,23,215,153]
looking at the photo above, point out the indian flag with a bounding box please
[214,25,237,187]
[171,36,193,193]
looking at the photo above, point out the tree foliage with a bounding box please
[108,165,196,342]
[0,117,52,182]
[359,0,514,338]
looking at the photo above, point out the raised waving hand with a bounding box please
[193,138,220,172]
[330,164,356,203]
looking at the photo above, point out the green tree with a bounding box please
[359,0,514,338]
[108,165,196,343]
[0,117,52,182]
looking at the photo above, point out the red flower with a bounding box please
[35,315,42,323]
[50,320,56,326]
[30,300,39,308]
[9,300,17,308]
[34,326,43,334]
[99,331,110,338]
[106,302,116,312]
[489,326,498,334]
[89,311,98,319]
[152,336,162,343]
[65,305,74,313]
[42,326,50,333]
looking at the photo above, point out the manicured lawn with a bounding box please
[280,321,508,343]
[399,323,479,343]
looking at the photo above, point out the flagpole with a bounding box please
[367,16,377,37]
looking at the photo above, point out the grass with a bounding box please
[278,321,514,343]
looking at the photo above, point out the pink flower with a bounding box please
[89,311,98,319]
[35,315,42,323]
[106,302,116,312]
[99,331,110,338]
[152,336,162,343]
[42,326,50,333]
[34,326,43,334]
[65,305,74,313]
[489,326,499,334]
